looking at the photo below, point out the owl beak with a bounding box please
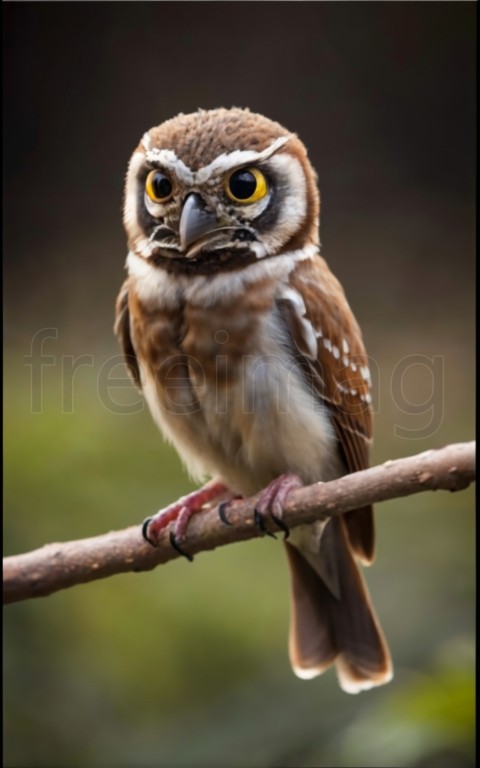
[179,193,217,255]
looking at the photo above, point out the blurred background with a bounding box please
[3,3,475,767]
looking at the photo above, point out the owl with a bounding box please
[115,107,392,693]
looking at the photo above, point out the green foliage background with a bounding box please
[3,3,474,767]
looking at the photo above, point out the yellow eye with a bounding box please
[145,170,174,203]
[225,167,268,204]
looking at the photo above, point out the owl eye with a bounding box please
[145,170,173,203]
[225,167,268,204]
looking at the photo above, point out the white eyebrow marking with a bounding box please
[143,134,293,186]
[195,135,292,182]
[144,148,195,185]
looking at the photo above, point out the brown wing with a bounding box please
[278,255,375,564]
[114,278,142,390]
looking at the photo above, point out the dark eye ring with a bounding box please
[145,170,173,203]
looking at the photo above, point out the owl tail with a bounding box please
[284,515,393,693]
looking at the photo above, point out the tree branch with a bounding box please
[3,441,475,605]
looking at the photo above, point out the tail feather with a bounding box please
[285,516,392,693]
[344,505,375,564]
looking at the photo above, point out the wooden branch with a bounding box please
[3,441,475,605]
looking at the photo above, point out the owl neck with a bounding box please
[127,244,319,309]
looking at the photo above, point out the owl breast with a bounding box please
[128,258,342,496]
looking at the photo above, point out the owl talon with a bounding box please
[254,508,277,538]
[142,517,158,547]
[169,531,194,562]
[271,512,290,540]
[218,501,233,526]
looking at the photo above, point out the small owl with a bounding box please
[115,107,392,693]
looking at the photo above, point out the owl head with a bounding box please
[123,108,320,273]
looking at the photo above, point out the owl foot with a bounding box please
[254,473,304,540]
[142,480,233,559]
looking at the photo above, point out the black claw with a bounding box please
[271,512,290,540]
[218,501,233,526]
[254,508,277,539]
[142,517,158,547]
[169,531,194,562]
